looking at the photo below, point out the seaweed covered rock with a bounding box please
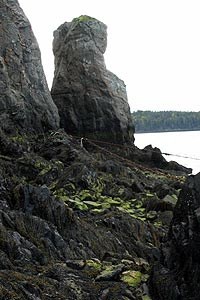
[0,129,185,299]
[51,16,134,144]
[0,0,59,133]
[150,173,200,299]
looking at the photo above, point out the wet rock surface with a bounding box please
[51,16,134,144]
[0,0,59,133]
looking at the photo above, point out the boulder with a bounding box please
[0,0,59,133]
[140,145,192,174]
[51,16,134,144]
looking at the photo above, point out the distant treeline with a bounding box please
[132,111,200,133]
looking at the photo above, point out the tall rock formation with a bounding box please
[51,16,134,144]
[0,0,59,133]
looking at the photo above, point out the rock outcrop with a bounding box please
[0,0,59,133]
[137,145,192,174]
[51,16,134,144]
[150,172,200,299]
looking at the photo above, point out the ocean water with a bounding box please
[134,131,200,175]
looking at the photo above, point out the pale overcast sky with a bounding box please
[18,0,200,112]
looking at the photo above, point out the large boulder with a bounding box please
[0,0,59,133]
[51,16,134,144]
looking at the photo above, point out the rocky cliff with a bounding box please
[0,2,197,300]
[0,0,59,133]
[51,16,134,144]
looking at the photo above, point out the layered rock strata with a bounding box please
[0,0,59,133]
[51,16,134,144]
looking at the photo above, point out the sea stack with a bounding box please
[51,16,134,144]
[0,0,59,133]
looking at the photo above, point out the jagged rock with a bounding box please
[0,0,59,133]
[66,259,86,270]
[95,264,124,281]
[150,173,200,299]
[12,184,75,232]
[140,145,192,174]
[51,15,134,144]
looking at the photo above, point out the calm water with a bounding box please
[135,131,200,175]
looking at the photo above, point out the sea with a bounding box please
[134,130,200,175]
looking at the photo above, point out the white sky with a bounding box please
[18,0,200,112]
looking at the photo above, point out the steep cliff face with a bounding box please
[51,16,134,144]
[0,0,59,133]
[150,172,200,300]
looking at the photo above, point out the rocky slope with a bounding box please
[0,0,59,134]
[0,2,198,300]
[0,129,187,300]
[51,16,134,144]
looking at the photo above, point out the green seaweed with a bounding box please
[73,15,96,23]
[83,201,102,208]
[39,164,52,176]
[86,259,102,270]
[10,135,25,143]
[79,190,94,201]
[142,296,152,300]
[121,270,142,287]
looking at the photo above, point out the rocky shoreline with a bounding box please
[0,128,189,299]
[0,1,199,299]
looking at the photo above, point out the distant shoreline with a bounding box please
[135,128,200,134]
[132,111,200,134]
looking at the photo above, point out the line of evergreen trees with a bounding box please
[132,111,200,133]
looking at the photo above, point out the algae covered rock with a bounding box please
[0,128,186,299]
[0,0,59,133]
[51,15,134,144]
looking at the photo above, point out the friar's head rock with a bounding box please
[0,0,59,133]
[51,16,134,144]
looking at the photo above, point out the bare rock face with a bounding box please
[51,16,134,144]
[0,0,59,133]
